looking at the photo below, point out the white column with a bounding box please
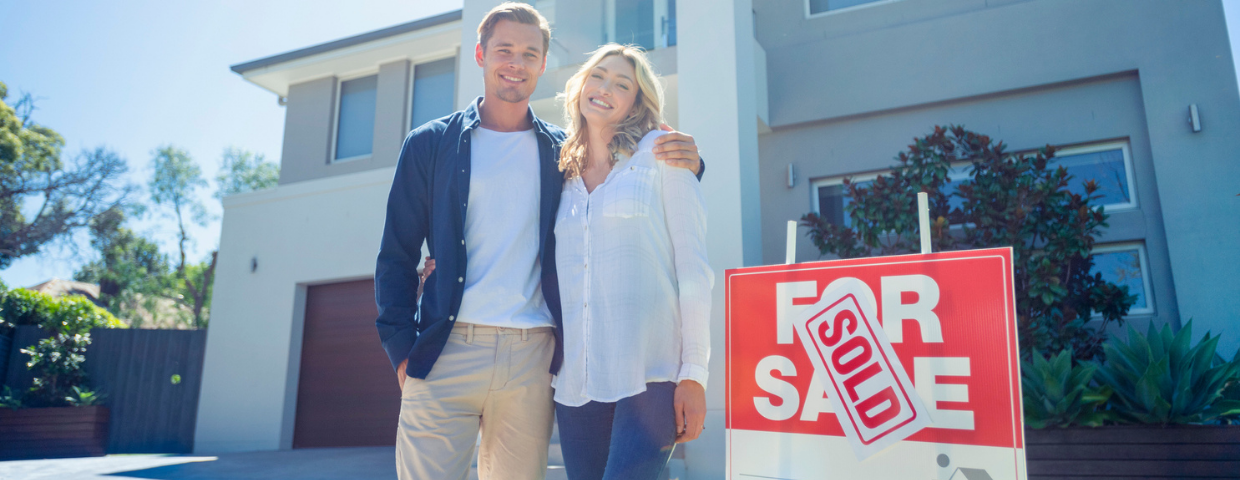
[677,0,761,478]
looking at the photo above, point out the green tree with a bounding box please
[0,81,131,268]
[215,147,278,199]
[73,206,173,327]
[148,146,212,328]
[801,126,1136,361]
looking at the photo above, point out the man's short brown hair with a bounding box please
[477,2,551,56]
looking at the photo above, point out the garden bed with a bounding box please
[0,406,109,460]
[1026,425,1240,479]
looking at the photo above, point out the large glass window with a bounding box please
[1091,243,1153,314]
[811,141,1136,226]
[808,0,887,16]
[411,58,456,130]
[334,75,378,161]
[608,0,676,51]
[1053,143,1135,210]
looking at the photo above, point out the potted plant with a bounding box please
[0,289,122,460]
[1024,321,1240,476]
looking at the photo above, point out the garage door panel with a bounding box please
[294,279,401,448]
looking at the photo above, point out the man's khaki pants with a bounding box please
[396,323,555,480]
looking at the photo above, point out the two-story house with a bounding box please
[196,1,1240,477]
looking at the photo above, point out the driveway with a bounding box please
[0,447,570,480]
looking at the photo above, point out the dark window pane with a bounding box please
[412,58,456,129]
[666,0,677,47]
[1055,148,1131,206]
[336,75,377,160]
[810,0,883,15]
[1092,248,1148,310]
[615,0,654,50]
[817,180,871,227]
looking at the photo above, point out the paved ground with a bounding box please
[0,446,570,480]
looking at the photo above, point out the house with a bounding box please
[196,1,1240,477]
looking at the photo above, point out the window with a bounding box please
[607,0,676,51]
[334,75,378,161]
[811,141,1136,227]
[411,58,456,130]
[1091,243,1154,315]
[808,0,889,16]
[1053,142,1136,210]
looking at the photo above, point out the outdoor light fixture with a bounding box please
[1189,104,1201,132]
[787,164,796,188]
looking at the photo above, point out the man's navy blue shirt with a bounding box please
[376,97,702,380]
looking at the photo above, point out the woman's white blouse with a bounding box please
[552,130,714,407]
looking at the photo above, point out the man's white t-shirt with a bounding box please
[455,127,554,329]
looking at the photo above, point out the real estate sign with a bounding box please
[726,248,1027,480]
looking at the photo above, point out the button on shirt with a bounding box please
[552,130,714,406]
[457,128,554,329]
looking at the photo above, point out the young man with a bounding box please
[374,4,703,479]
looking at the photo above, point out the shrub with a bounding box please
[801,126,1136,361]
[1093,321,1240,425]
[1022,349,1111,428]
[0,288,123,408]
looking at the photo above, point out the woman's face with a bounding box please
[578,54,639,131]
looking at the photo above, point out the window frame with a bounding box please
[810,140,1138,220]
[330,70,381,164]
[605,0,676,50]
[407,54,459,133]
[1052,140,1138,211]
[1091,242,1155,316]
[805,0,901,19]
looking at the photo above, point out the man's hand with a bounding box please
[674,379,707,443]
[654,124,701,175]
[416,257,435,300]
[397,359,408,390]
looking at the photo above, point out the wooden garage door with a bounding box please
[294,279,400,448]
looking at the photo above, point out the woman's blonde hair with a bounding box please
[557,44,665,179]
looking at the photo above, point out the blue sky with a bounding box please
[2,0,1240,288]
[0,0,462,287]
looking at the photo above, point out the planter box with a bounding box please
[0,406,109,460]
[1026,425,1240,479]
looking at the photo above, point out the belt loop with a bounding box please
[467,324,475,345]
[522,328,529,342]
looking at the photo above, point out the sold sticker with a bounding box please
[794,277,930,459]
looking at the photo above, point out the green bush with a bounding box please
[801,126,1136,361]
[0,288,123,408]
[1022,349,1111,428]
[1093,321,1240,425]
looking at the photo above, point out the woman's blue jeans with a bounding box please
[555,382,678,480]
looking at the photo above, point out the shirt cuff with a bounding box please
[677,363,709,391]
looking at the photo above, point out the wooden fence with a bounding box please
[1,325,206,454]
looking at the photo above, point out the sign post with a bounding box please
[726,248,1026,480]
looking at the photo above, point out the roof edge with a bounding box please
[230,9,463,75]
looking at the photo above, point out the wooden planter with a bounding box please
[1026,425,1240,478]
[0,406,109,460]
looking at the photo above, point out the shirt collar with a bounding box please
[462,96,552,139]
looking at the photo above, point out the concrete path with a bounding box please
[0,446,569,480]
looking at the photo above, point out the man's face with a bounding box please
[476,19,546,104]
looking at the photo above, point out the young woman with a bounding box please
[552,44,713,480]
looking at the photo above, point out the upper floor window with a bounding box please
[607,0,676,51]
[1053,141,1136,210]
[1091,243,1154,315]
[811,140,1137,227]
[808,0,889,16]
[411,57,456,130]
[334,74,378,161]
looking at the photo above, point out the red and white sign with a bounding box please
[726,248,1026,480]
